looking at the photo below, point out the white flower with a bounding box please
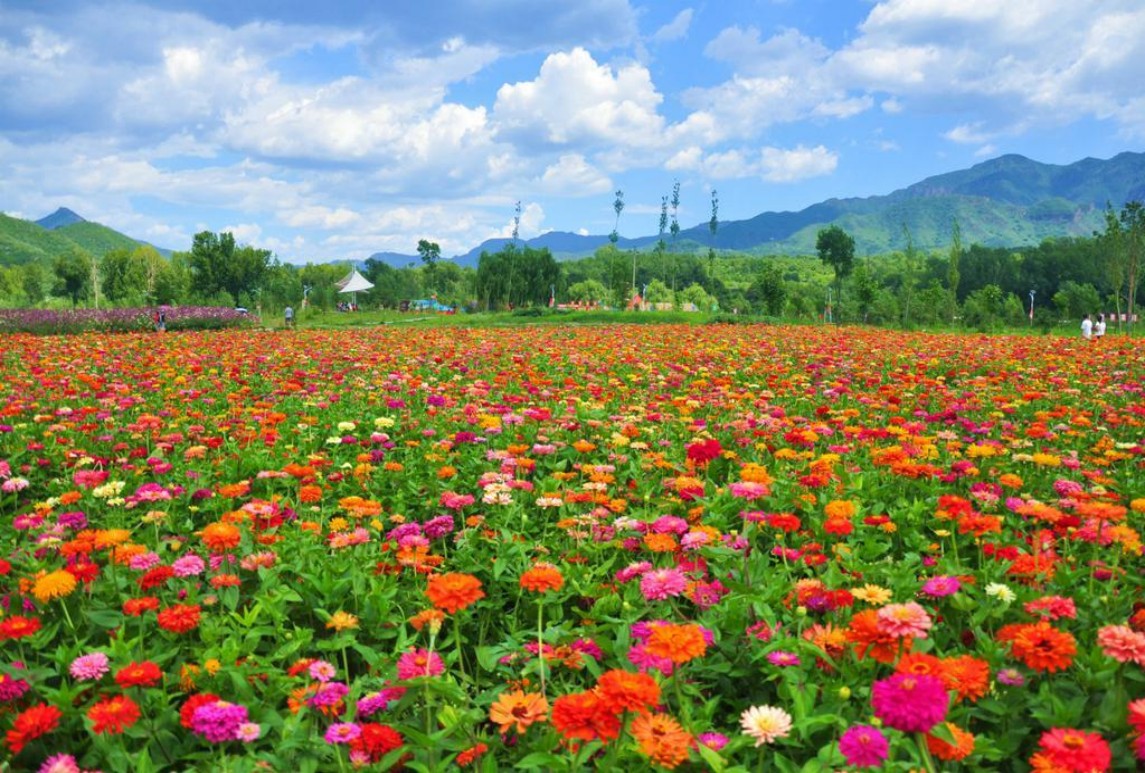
[336,421,357,432]
[740,705,793,746]
[985,583,1016,603]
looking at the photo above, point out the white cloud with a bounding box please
[944,123,993,145]
[538,154,612,195]
[665,143,838,182]
[493,48,666,150]
[652,9,694,43]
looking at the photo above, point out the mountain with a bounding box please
[0,210,163,266]
[36,207,86,230]
[367,151,1141,264]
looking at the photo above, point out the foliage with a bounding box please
[475,244,561,310]
[187,231,272,307]
[0,305,252,334]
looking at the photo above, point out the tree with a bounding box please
[900,224,919,327]
[417,239,442,266]
[568,279,607,304]
[189,231,271,307]
[852,262,879,323]
[1100,201,1145,332]
[748,264,786,317]
[657,195,669,287]
[948,219,962,320]
[816,225,855,319]
[53,247,92,306]
[707,188,719,289]
[669,180,681,291]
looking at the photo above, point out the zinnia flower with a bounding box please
[32,570,77,604]
[876,602,933,639]
[157,603,202,634]
[5,703,62,755]
[349,723,404,764]
[1035,727,1111,772]
[1096,625,1145,664]
[926,722,975,762]
[325,722,362,744]
[70,652,110,681]
[488,690,549,734]
[632,712,692,769]
[640,567,688,601]
[997,622,1077,672]
[425,572,485,614]
[838,725,889,768]
[740,705,792,746]
[395,648,445,679]
[595,669,661,714]
[549,690,620,744]
[115,661,162,688]
[643,622,708,665]
[88,694,142,735]
[519,563,564,593]
[870,673,948,733]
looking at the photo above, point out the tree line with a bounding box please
[0,201,1140,331]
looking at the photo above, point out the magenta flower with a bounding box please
[838,725,889,768]
[921,575,961,597]
[870,673,948,733]
[325,722,362,744]
[191,701,249,743]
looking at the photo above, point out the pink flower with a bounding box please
[38,754,81,773]
[921,575,961,597]
[1025,596,1077,620]
[396,648,445,679]
[172,554,206,577]
[325,722,362,744]
[870,673,948,733]
[1097,625,1145,664]
[308,660,336,683]
[838,725,889,768]
[640,567,688,601]
[69,652,110,681]
[876,602,933,639]
[729,481,769,500]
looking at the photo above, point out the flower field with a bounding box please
[1,323,1143,772]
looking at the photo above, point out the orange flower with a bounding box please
[895,652,943,678]
[426,572,485,614]
[549,690,620,744]
[940,655,990,703]
[409,609,445,633]
[200,521,242,552]
[631,712,692,769]
[299,485,322,503]
[643,533,679,553]
[997,622,1076,672]
[217,481,251,498]
[519,563,564,593]
[595,669,661,714]
[644,623,707,665]
[32,570,77,603]
[488,689,549,734]
[87,695,141,735]
[926,723,975,761]
[846,609,910,663]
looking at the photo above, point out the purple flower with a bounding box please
[325,722,362,744]
[767,651,801,667]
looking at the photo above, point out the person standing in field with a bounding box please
[1094,313,1106,340]
[284,305,294,330]
[1081,314,1092,340]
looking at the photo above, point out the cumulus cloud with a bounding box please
[493,48,666,150]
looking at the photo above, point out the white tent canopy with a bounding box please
[337,269,374,294]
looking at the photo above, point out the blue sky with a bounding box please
[1,0,1143,262]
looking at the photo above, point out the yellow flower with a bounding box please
[851,584,893,606]
[326,611,360,632]
[33,570,77,603]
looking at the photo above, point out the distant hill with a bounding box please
[36,207,86,230]
[365,151,1144,264]
[0,210,167,266]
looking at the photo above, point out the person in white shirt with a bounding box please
[1081,314,1092,339]
[1094,313,1106,339]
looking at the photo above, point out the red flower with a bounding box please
[349,723,404,763]
[137,565,175,590]
[550,690,621,744]
[88,695,141,735]
[157,603,202,634]
[123,596,161,616]
[5,703,62,755]
[115,661,163,689]
[686,438,723,466]
[0,615,42,641]
[1035,727,1111,772]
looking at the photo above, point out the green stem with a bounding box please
[60,598,76,633]
[915,732,938,773]
[453,618,467,683]
[538,603,547,699]
[340,643,351,683]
